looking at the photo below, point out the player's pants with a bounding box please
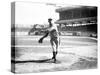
[50,37,60,52]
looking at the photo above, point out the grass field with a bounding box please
[11,35,97,73]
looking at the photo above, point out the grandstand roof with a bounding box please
[56,6,97,12]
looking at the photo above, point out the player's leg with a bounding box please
[50,39,57,63]
[55,37,60,56]
[53,37,60,63]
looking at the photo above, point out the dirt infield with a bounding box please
[12,36,97,73]
[14,52,97,73]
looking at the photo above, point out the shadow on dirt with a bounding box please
[11,58,55,63]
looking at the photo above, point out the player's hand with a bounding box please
[38,38,43,43]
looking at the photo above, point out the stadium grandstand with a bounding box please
[55,6,97,37]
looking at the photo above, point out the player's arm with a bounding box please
[38,30,49,43]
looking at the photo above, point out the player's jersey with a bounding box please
[49,29,56,37]
[47,23,59,38]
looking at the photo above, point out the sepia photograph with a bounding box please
[11,1,97,73]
